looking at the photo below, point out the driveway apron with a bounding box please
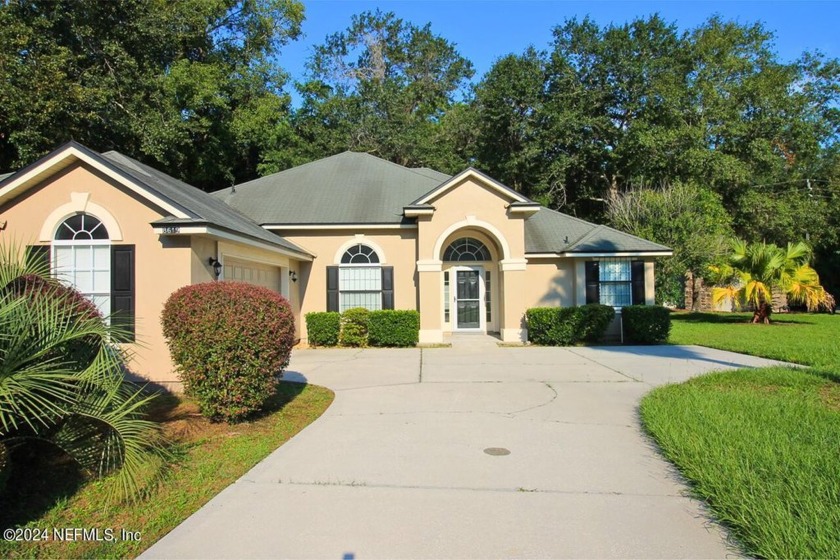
[143,342,787,559]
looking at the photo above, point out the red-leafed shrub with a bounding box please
[161,281,296,423]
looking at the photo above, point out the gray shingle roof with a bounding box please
[96,150,312,256]
[213,151,449,224]
[525,207,671,254]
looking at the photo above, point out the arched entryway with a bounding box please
[440,229,502,334]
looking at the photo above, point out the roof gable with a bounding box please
[0,142,311,258]
[410,168,534,206]
[0,141,192,217]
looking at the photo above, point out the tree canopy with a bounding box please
[0,0,304,189]
[1,6,839,297]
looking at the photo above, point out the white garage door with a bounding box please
[224,258,282,292]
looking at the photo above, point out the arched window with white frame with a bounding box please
[52,213,112,317]
[338,243,382,312]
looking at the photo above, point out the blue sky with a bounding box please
[280,0,840,103]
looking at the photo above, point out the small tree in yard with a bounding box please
[0,244,163,500]
[162,282,296,423]
[710,239,828,324]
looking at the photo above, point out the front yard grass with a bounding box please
[640,367,840,559]
[0,381,334,559]
[646,312,840,558]
[669,312,840,370]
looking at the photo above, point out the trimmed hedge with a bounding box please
[161,281,295,423]
[622,305,671,344]
[305,312,340,346]
[339,307,369,347]
[526,304,615,346]
[368,310,420,347]
[579,304,616,343]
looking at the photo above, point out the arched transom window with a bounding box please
[53,213,111,316]
[341,243,380,264]
[339,244,382,311]
[55,213,110,240]
[443,237,491,262]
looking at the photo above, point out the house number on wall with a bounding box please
[162,226,181,234]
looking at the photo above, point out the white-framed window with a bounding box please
[598,258,632,307]
[52,213,111,317]
[339,244,381,312]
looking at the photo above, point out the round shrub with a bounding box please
[161,281,295,423]
[339,307,369,347]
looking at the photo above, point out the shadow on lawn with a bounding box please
[0,375,311,532]
[671,311,817,326]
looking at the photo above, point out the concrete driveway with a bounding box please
[143,339,787,559]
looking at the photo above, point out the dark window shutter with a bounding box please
[111,245,135,342]
[585,261,600,304]
[25,245,50,271]
[326,266,339,312]
[381,266,394,310]
[631,260,646,305]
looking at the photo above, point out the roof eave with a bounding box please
[0,141,193,218]
[151,220,315,261]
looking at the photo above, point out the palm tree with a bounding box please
[710,239,828,324]
[0,244,164,500]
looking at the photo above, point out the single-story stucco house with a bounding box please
[0,141,671,386]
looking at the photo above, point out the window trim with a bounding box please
[52,214,112,318]
[337,243,385,312]
[585,258,644,308]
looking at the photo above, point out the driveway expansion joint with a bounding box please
[273,479,687,498]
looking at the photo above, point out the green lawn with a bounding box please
[669,312,840,370]
[0,382,334,559]
[640,312,840,558]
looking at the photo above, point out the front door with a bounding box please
[455,268,483,330]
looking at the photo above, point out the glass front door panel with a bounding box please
[456,270,481,329]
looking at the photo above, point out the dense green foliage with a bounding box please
[0,245,162,500]
[526,304,615,346]
[2,6,840,294]
[161,282,296,423]
[305,311,341,347]
[338,307,370,347]
[307,309,419,347]
[368,310,420,347]
[0,0,304,190]
[607,183,733,306]
[670,312,840,370]
[640,367,840,559]
[621,305,671,344]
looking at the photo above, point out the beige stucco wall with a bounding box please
[0,162,309,387]
[0,162,191,385]
[281,229,418,341]
[523,260,577,308]
[415,177,530,342]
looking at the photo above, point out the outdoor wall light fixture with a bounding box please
[289,270,298,283]
[208,257,223,279]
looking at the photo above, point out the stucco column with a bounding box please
[500,259,528,342]
[417,260,443,343]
